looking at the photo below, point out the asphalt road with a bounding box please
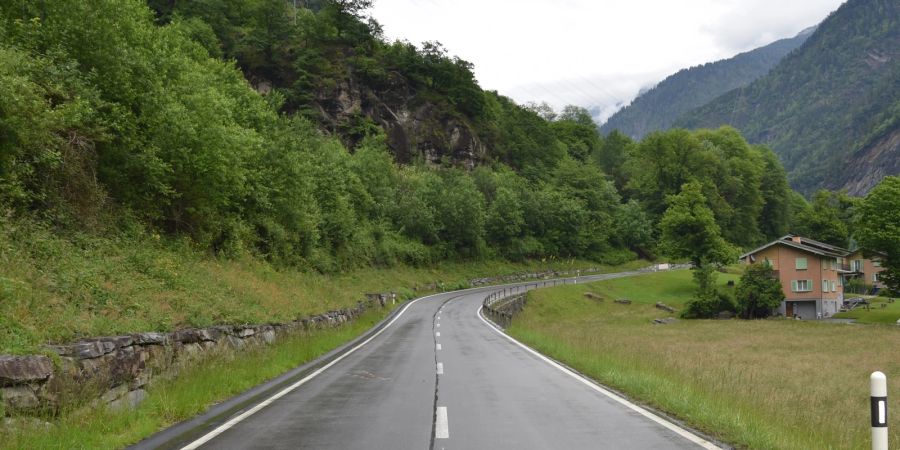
[134,272,720,450]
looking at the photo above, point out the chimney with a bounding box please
[791,236,802,244]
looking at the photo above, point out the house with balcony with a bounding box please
[740,235,851,319]
[845,250,887,294]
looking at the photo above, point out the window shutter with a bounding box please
[796,258,807,270]
[791,280,798,292]
[808,280,813,292]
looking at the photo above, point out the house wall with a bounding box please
[743,243,845,318]
[848,251,887,289]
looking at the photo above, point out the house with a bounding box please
[844,250,887,294]
[740,235,852,319]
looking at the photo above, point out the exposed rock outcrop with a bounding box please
[837,127,900,195]
[315,77,486,168]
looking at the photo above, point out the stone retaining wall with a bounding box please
[0,296,390,416]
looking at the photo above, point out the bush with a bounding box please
[682,290,736,319]
[735,264,785,319]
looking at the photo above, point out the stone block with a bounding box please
[98,335,134,349]
[179,343,203,359]
[0,355,54,386]
[108,389,146,411]
[1,385,39,411]
[237,327,256,338]
[131,332,169,345]
[47,340,116,359]
[100,384,129,403]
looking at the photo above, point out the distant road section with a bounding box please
[134,273,720,449]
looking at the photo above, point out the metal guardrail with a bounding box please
[480,263,691,328]
[482,278,578,328]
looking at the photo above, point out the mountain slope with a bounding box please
[600,27,814,139]
[676,0,900,195]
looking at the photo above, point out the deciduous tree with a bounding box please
[736,264,785,318]
[855,176,900,295]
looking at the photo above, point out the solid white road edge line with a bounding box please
[476,305,721,450]
[177,290,444,450]
[435,406,450,439]
[437,362,444,375]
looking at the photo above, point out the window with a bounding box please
[831,281,837,292]
[823,280,829,292]
[874,260,882,267]
[874,273,879,283]
[763,258,773,268]
[792,280,812,292]
[796,257,808,270]
[852,260,863,272]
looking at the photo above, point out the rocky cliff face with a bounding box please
[314,78,486,168]
[837,126,900,195]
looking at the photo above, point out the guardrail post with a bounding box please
[872,371,888,450]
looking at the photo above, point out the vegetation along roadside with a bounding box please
[508,270,900,450]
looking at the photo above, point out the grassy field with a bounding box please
[509,270,900,450]
[0,308,392,449]
[834,297,900,324]
[0,220,638,354]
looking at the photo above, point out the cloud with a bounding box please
[700,0,842,53]
[371,0,846,123]
[504,70,668,123]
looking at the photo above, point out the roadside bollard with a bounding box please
[872,371,888,450]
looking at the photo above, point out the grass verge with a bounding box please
[0,308,391,449]
[834,296,900,324]
[508,270,900,449]
[0,219,639,354]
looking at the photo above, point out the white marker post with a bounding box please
[872,371,888,450]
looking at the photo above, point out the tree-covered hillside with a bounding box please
[148,0,520,168]
[600,26,814,139]
[0,0,803,281]
[677,0,900,195]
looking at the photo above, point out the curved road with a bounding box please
[134,272,720,449]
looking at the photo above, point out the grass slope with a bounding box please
[0,219,632,354]
[834,297,900,324]
[509,270,900,449]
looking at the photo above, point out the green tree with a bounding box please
[613,200,655,259]
[485,187,525,253]
[855,176,900,294]
[594,130,633,192]
[659,181,737,312]
[791,190,852,247]
[736,264,785,318]
[757,145,791,239]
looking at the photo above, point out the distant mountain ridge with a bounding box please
[599,26,815,139]
[676,0,900,195]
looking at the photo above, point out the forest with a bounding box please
[676,0,900,195]
[0,0,855,277]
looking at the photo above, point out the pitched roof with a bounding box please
[740,235,850,260]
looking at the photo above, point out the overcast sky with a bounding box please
[371,0,846,122]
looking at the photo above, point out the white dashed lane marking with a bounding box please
[435,407,449,439]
